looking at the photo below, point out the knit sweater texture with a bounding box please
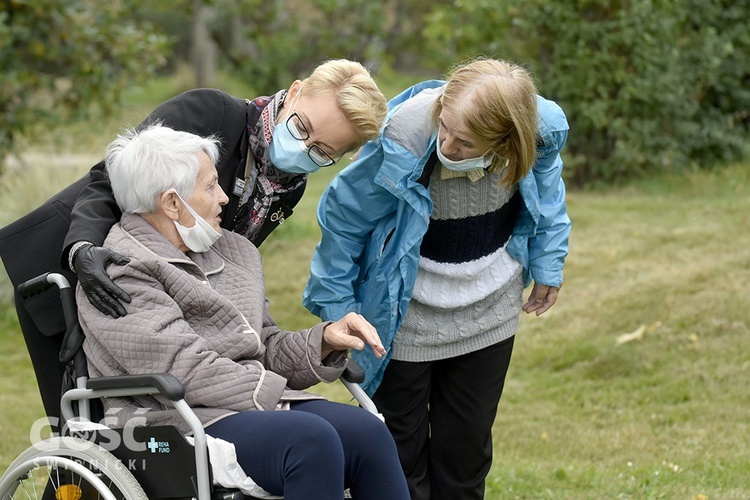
[392,164,524,362]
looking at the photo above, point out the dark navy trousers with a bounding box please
[206,399,409,499]
[373,337,516,500]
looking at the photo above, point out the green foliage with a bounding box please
[204,0,447,91]
[0,0,170,165]
[6,0,743,188]
[204,0,389,91]
[423,0,750,186]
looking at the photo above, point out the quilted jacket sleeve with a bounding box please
[259,302,347,390]
[217,231,348,390]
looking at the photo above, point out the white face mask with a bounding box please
[435,137,491,173]
[171,190,222,253]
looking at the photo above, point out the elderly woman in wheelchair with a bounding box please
[1,123,409,500]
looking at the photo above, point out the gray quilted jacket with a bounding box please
[77,213,346,433]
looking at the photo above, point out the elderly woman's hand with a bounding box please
[321,312,386,359]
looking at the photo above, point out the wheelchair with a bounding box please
[0,272,379,499]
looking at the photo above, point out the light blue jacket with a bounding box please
[303,80,571,395]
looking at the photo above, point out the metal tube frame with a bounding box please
[61,387,211,500]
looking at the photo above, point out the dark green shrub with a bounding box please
[0,0,169,166]
[423,0,750,186]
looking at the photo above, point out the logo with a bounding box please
[146,437,170,454]
[270,208,285,224]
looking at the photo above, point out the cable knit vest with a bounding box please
[392,163,525,362]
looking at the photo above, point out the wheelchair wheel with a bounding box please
[0,436,147,500]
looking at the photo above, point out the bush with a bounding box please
[424,0,750,186]
[0,0,169,168]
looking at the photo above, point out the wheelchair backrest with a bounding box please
[0,176,89,427]
[9,269,93,432]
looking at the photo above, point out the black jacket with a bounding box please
[64,88,306,256]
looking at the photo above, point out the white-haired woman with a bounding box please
[77,124,409,500]
[66,59,388,318]
[303,57,571,499]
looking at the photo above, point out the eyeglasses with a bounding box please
[285,113,339,167]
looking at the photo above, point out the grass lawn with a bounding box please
[1,73,748,498]
[258,161,750,500]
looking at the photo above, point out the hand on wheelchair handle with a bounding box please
[75,245,132,318]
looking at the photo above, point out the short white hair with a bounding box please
[105,123,221,214]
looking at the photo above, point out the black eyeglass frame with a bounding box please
[285,113,339,167]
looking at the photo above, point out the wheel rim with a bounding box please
[1,455,119,500]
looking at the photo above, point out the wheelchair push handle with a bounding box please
[18,272,71,298]
[18,272,78,330]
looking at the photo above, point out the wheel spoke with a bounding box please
[0,438,146,500]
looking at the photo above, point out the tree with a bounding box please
[423,0,750,186]
[203,0,397,92]
[191,0,218,88]
[0,0,169,169]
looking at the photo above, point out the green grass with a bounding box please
[263,162,750,499]
[502,167,749,499]
[1,73,748,498]
[0,309,47,467]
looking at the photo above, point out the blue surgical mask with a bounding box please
[435,137,491,173]
[269,88,322,174]
[269,118,322,174]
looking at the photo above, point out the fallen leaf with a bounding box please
[616,325,646,345]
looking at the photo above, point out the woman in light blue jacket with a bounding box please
[303,57,571,499]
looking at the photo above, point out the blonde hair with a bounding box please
[432,57,539,186]
[301,59,387,150]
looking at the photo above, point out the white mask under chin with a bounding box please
[171,190,222,253]
[435,137,491,172]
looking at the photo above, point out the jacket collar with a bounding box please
[119,213,225,275]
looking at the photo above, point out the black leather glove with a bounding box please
[74,244,132,317]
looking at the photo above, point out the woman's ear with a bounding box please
[161,190,181,221]
[286,79,303,101]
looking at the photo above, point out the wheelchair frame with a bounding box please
[0,272,372,500]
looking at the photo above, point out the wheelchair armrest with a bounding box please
[342,357,365,384]
[68,374,211,500]
[86,373,186,401]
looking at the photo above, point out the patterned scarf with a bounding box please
[232,89,306,242]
